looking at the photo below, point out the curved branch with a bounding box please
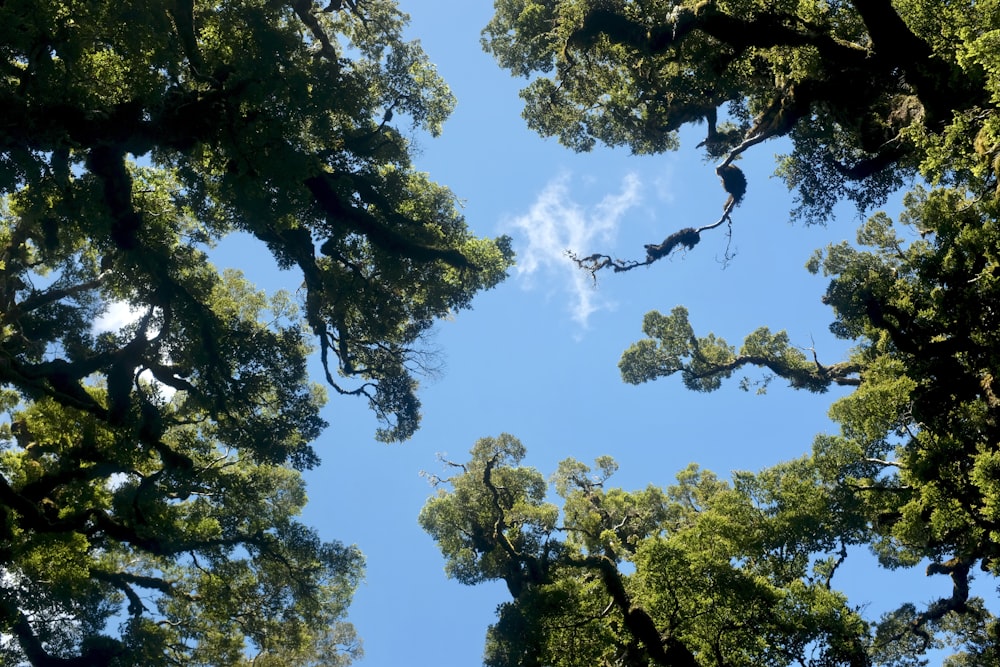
[685,352,861,392]
[888,557,974,649]
[570,6,864,67]
[569,203,735,276]
[6,273,110,321]
[481,454,548,597]
[307,172,472,268]
[291,0,340,62]
[847,0,978,125]
[565,554,701,667]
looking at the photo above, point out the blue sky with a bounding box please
[206,2,988,665]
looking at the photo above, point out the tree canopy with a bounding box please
[419,1,1000,665]
[422,435,878,666]
[484,0,1000,266]
[0,1,510,664]
[424,190,1000,665]
[6,0,1000,664]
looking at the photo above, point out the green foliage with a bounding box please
[0,1,512,664]
[482,212,1000,663]
[619,306,850,393]
[419,434,559,591]
[0,395,365,666]
[487,0,999,254]
[609,186,1000,662]
[424,3,1000,665]
[422,439,884,666]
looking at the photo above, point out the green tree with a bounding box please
[422,431,999,665]
[419,1,1000,665]
[0,0,511,664]
[618,188,1000,663]
[421,436,879,666]
[484,0,998,266]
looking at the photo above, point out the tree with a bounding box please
[422,436,879,666]
[419,1,1000,664]
[618,187,1000,658]
[483,0,998,267]
[422,430,998,665]
[0,0,511,664]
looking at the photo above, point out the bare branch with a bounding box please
[569,201,736,276]
[864,457,904,469]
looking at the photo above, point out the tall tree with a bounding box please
[618,187,1000,658]
[422,436,878,667]
[422,429,998,665]
[0,0,511,664]
[418,1,1000,665]
[484,0,998,267]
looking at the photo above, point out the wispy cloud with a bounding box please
[505,172,642,327]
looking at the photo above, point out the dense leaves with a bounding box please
[419,1,1000,665]
[623,187,1000,571]
[423,427,1000,664]
[2,0,512,444]
[0,0,511,664]
[422,436,879,666]
[485,0,999,263]
[612,187,1000,661]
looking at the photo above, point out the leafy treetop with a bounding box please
[609,186,1000,665]
[0,0,511,664]
[417,4,1000,665]
[422,435,914,667]
[484,0,1000,267]
[3,0,513,443]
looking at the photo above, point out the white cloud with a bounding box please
[93,300,141,333]
[505,172,642,327]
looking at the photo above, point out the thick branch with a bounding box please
[481,454,547,597]
[482,454,519,559]
[291,0,340,62]
[3,357,108,416]
[890,558,974,649]
[91,569,155,617]
[92,568,177,596]
[0,597,123,667]
[17,461,128,507]
[685,352,861,392]
[848,0,974,125]
[864,458,903,469]
[5,274,109,322]
[566,554,700,667]
[570,6,864,68]
[306,172,472,268]
[86,144,142,251]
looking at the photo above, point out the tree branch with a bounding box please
[291,0,340,62]
[847,0,972,125]
[307,172,472,268]
[682,351,860,393]
[0,596,124,667]
[565,554,701,667]
[864,458,903,469]
[6,273,110,321]
[887,557,975,649]
[570,6,864,68]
